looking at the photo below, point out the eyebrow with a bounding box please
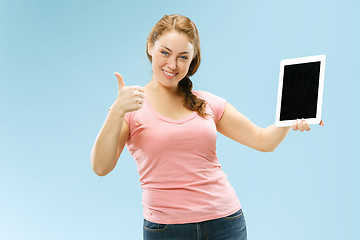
[161,46,190,55]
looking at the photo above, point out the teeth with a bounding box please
[163,70,175,76]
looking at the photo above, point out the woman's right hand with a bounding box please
[110,72,145,116]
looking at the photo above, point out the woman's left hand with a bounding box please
[292,119,324,132]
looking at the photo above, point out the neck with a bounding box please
[146,77,180,97]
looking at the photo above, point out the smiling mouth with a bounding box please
[162,69,177,77]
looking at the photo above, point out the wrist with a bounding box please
[108,106,126,118]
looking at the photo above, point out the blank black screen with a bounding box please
[280,61,321,121]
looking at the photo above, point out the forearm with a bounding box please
[90,111,125,176]
[260,124,291,152]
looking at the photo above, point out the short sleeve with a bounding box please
[194,90,227,123]
[124,111,134,134]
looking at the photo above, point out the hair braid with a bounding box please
[177,77,208,118]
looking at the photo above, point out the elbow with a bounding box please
[266,144,278,152]
[95,172,108,177]
[256,129,277,152]
[266,145,278,152]
[266,147,276,152]
[91,156,110,177]
[90,150,111,176]
[258,145,277,152]
[92,165,110,177]
[258,148,274,153]
[93,168,108,176]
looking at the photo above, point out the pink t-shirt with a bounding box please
[125,90,241,224]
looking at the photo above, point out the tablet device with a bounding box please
[275,55,326,127]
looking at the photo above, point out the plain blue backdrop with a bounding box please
[1,0,359,239]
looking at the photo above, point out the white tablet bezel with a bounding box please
[275,55,326,127]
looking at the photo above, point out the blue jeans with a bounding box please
[143,209,247,240]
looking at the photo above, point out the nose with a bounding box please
[168,57,177,70]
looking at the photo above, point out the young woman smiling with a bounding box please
[91,14,324,240]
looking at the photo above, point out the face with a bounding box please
[148,31,194,90]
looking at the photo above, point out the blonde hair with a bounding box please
[146,14,207,118]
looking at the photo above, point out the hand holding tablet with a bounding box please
[275,55,326,129]
[291,119,324,132]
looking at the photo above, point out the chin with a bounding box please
[161,80,179,89]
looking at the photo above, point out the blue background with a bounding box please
[1,0,359,239]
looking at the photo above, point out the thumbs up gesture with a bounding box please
[109,72,145,115]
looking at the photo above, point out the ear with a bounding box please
[147,43,152,56]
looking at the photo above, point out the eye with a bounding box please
[179,56,188,61]
[161,51,169,56]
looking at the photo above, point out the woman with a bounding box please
[90,14,323,240]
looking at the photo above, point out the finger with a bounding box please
[136,101,144,110]
[137,97,145,104]
[114,72,126,89]
[292,120,298,131]
[133,89,145,99]
[319,120,324,126]
[133,86,145,93]
[298,121,305,132]
[302,120,311,131]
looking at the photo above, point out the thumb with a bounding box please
[114,72,126,89]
